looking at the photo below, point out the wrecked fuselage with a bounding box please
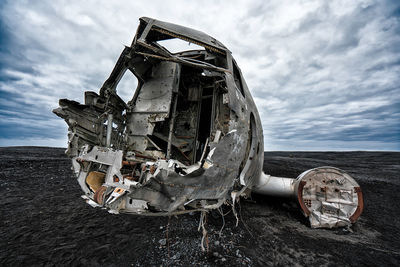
[54,17,363,228]
[54,17,263,216]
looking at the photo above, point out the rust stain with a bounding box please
[350,187,364,223]
[93,186,107,205]
[298,180,311,216]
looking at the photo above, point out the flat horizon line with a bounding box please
[0,146,399,153]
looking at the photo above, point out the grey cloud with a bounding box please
[0,0,398,150]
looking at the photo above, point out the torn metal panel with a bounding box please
[53,17,363,228]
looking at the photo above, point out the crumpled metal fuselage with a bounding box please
[53,17,263,215]
[54,17,363,229]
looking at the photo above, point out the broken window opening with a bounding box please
[142,24,226,55]
[156,38,205,54]
[233,60,245,97]
[115,69,139,103]
[137,23,228,70]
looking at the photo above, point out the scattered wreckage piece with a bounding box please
[253,167,364,228]
[53,17,363,228]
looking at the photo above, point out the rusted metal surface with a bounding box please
[93,186,107,205]
[297,180,311,216]
[350,187,364,223]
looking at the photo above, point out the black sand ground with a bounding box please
[0,147,399,266]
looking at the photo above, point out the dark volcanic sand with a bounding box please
[0,147,399,266]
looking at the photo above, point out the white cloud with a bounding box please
[0,0,399,150]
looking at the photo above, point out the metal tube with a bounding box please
[210,85,216,133]
[192,86,203,162]
[167,94,178,159]
[106,113,113,147]
[253,172,296,198]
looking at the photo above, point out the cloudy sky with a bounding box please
[0,0,399,150]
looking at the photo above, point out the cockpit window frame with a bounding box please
[232,59,245,98]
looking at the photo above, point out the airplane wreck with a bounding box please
[53,17,363,228]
